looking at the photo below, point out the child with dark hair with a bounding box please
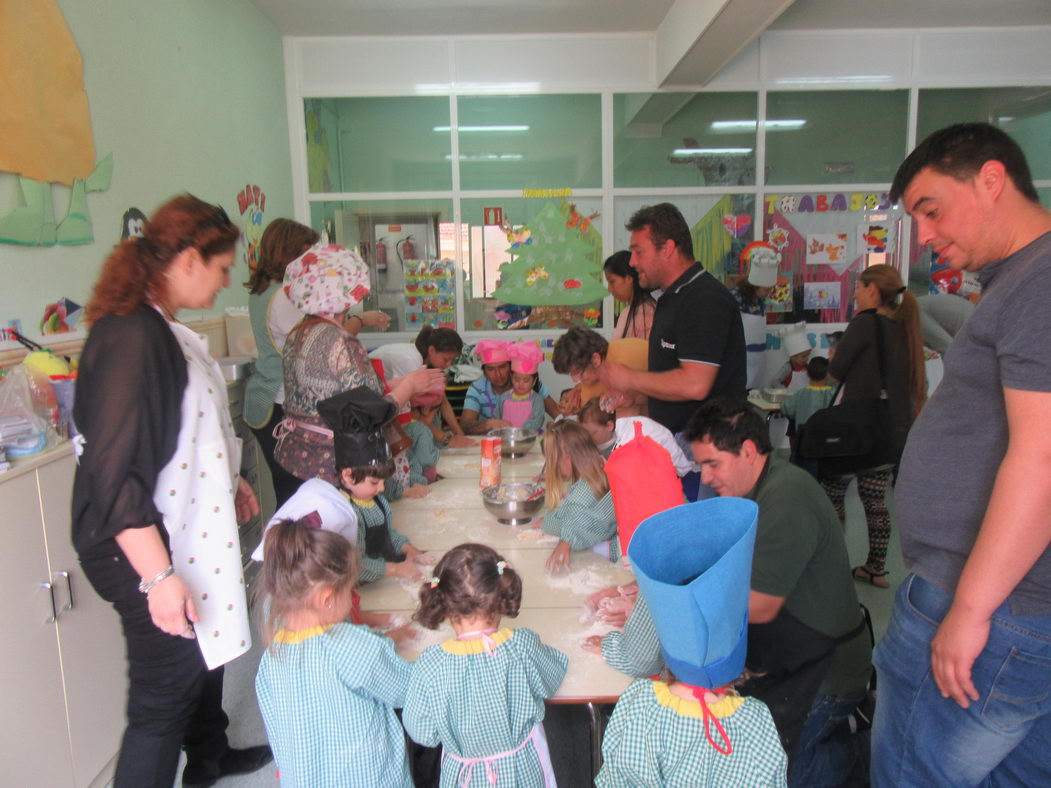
[255,387,430,586]
[781,357,835,476]
[403,544,567,788]
[255,520,414,787]
[404,391,444,484]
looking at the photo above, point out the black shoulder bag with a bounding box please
[799,314,900,477]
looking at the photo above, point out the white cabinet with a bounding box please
[0,448,125,787]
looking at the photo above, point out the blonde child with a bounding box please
[596,498,787,787]
[255,521,413,787]
[577,398,695,477]
[539,420,618,572]
[403,544,567,787]
[496,341,546,430]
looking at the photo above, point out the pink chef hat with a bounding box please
[507,341,544,376]
[474,339,511,365]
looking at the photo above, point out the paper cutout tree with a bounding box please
[492,201,607,306]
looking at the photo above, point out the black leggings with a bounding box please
[821,469,893,573]
[250,403,302,508]
[82,553,229,788]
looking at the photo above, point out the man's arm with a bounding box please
[598,360,718,403]
[931,387,1051,708]
[749,590,785,624]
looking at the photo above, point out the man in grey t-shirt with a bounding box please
[872,124,1051,786]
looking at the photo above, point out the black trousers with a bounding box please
[82,552,229,788]
[250,403,302,508]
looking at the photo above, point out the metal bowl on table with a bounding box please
[481,482,545,525]
[487,427,538,458]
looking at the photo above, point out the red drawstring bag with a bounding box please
[606,422,685,556]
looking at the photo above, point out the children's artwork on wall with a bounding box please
[692,195,755,281]
[0,0,95,185]
[0,154,113,246]
[237,184,266,272]
[721,213,751,239]
[806,233,850,270]
[763,191,904,323]
[803,281,841,311]
[39,297,83,335]
[858,222,895,255]
[492,201,606,316]
[404,259,456,328]
[121,207,147,239]
[766,275,794,313]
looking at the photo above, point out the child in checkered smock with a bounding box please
[596,678,787,788]
[403,544,568,787]
[539,420,619,571]
[596,497,787,788]
[255,520,413,788]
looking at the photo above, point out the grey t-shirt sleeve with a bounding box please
[997,264,1051,392]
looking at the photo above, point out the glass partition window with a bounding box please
[613,92,758,187]
[304,97,453,193]
[308,199,458,334]
[459,197,605,331]
[456,95,601,190]
[765,90,909,186]
[917,87,1051,181]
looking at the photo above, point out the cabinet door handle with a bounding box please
[40,582,58,624]
[57,571,74,612]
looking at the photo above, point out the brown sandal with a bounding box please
[853,565,889,588]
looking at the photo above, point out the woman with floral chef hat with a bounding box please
[274,240,444,490]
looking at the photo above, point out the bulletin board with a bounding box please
[762,191,904,323]
[404,259,456,329]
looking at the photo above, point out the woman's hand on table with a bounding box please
[545,541,572,574]
[403,484,431,499]
[447,435,477,449]
[148,574,199,639]
[386,560,424,581]
[235,477,260,524]
[581,635,604,655]
[483,418,512,430]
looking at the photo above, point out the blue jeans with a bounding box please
[872,574,1051,787]
[790,691,869,787]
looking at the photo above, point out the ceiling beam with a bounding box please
[656,0,797,87]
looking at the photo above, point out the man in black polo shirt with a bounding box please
[599,202,746,435]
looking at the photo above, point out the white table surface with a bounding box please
[359,445,635,702]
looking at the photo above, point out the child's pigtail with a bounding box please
[497,564,522,618]
[414,573,448,630]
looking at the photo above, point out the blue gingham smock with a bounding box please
[540,479,619,560]
[403,627,568,787]
[597,679,788,788]
[255,623,413,788]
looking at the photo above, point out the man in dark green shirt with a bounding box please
[685,398,870,785]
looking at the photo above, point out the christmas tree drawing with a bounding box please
[492,201,607,308]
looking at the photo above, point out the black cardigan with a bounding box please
[71,306,188,560]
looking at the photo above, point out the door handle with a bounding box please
[41,582,57,624]
[57,571,74,612]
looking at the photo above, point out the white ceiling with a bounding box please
[249,0,1051,87]
[250,0,1051,37]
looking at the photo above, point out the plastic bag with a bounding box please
[0,366,60,458]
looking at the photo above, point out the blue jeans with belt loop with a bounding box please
[872,573,1051,787]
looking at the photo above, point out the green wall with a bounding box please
[0,0,293,340]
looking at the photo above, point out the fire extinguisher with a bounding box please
[375,237,388,271]
[397,235,416,264]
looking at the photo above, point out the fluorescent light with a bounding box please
[444,153,524,161]
[672,148,753,156]
[433,125,530,132]
[710,119,806,131]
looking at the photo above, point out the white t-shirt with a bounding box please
[614,416,696,477]
[269,287,304,405]
[251,478,359,562]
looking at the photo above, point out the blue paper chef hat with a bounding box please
[628,497,758,689]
